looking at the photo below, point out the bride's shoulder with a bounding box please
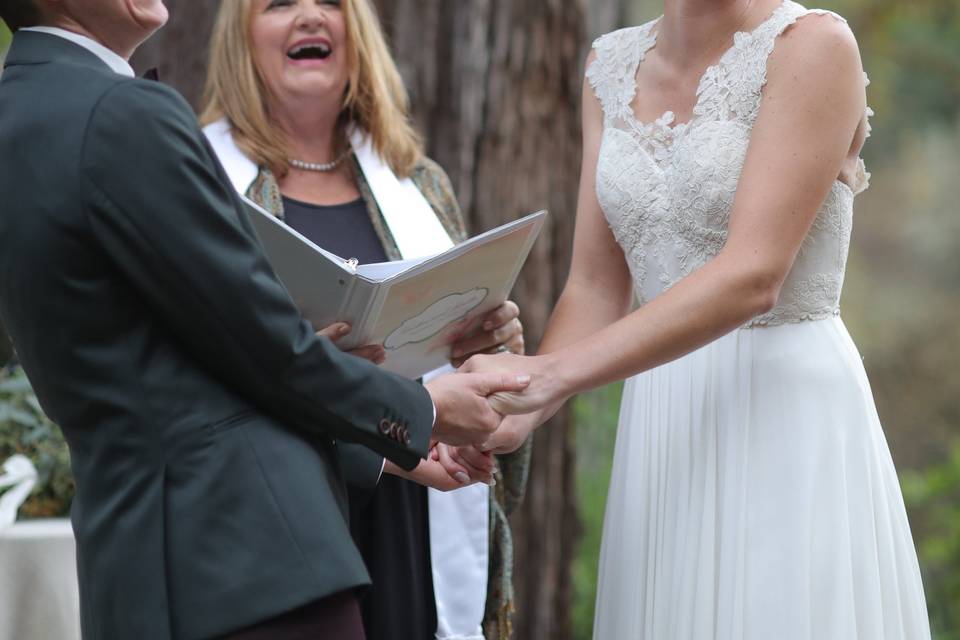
[589,19,659,59]
[774,4,860,55]
[760,5,866,130]
[770,6,862,76]
[585,18,659,84]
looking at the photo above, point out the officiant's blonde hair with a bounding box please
[200,0,423,177]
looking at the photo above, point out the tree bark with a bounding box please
[129,0,218,110]
[375,2,623,638]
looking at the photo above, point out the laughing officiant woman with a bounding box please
[200,1,531,639]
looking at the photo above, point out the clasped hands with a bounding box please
[410,352,563,490]
[318,301,563,490]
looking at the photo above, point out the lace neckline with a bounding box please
[626,0,793,137]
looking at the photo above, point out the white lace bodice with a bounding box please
[588,0,870,327]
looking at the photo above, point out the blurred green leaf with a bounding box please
[0,22,9,58]
[0,367,73,519]
[0,376,32,394]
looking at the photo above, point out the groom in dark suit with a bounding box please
[0,1,530,638]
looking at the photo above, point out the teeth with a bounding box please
[289,43,332,59]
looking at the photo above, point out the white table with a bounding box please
[0,519,80,640]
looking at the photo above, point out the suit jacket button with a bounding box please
[379,418,392,435]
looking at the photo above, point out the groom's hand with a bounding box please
[426,372,531,446]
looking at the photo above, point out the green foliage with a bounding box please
[902,444,960,640]
[0,366,74,519]
[628,0,960,158]
[572,383,622,640]
[825,0,960,158]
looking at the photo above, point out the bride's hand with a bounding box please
[459,352,567,417]
[315,321,385,364]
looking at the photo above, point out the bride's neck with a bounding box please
[658,0,756,67]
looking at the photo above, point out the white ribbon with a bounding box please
[343,134,489,638]
[349,129,455,260]
[423,371,490,640]
[0,454,38,529]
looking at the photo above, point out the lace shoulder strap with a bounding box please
[586,21,658,123]
[705,1,851,123]
[752,2,849,99]
[708,1,872,193]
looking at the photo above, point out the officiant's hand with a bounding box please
[426,371,532,446]
[438,444,496,486]
[315,322,386,365]
[384,443,494,491]
[450,301,524,367]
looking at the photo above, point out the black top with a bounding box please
[282,196,437,638]
[283,196,389,265]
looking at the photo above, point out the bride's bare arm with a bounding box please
[470,16,867,436]
[536,49,637,354]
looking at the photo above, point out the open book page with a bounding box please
[355,256,431,281]
[371,217,542,378]
[243,195,546,378]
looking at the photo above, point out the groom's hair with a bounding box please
[0,0,41,32]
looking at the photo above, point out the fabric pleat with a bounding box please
[593,318,930,639]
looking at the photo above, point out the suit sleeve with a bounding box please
[0,314,12,366]
[338,442,386,507]
[78,80,431,470]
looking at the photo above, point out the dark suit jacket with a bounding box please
[0,316,11,365]
[0,31,434,640]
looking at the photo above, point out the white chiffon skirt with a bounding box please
[593,317,931,639]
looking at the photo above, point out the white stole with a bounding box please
[422,368,491,640]
[351,135,488,640]
[348,129,454,259]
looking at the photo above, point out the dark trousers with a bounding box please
[222,590,366,640]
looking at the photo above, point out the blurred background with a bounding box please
[1,0,957,638]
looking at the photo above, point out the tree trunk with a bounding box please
[374,2,623,638]
[129,0,218,110]
[127,1,624,637]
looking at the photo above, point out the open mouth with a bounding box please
[287,42,332,61]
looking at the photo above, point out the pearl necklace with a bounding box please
[288,147,352,172]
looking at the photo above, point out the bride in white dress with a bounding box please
[462,0,932,637]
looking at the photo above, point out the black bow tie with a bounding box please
[141,67,160,82]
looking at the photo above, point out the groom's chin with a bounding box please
[128,0,170,34]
